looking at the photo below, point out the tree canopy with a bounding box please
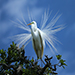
[0,42,67,75]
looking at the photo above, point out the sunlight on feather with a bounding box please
[21,14,27,25]
[24,39,31,47]
[50,26,64,34]
[16,18,31,31]
[39,10,64,54]
[51,11,59,22]
[41,9,52,30]
[43,33,58,53]
[45,14,62,29]
[11,20,31,32]
[46,41,55,56]
[50,35,62,45]
[11,34,31,47]
[18,34,31,46]
[17,18,25,26]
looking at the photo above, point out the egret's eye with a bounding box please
[31,22,34,24]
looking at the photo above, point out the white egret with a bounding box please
[12,10,64,59]
[27,21,44,59]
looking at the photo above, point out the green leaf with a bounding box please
[31,59,34,62]
[56,55,62,60]
[62,66,65,69]
[60,59,66,63]
[12,41,15,45]
[62,63,67,66]
[0,49,3,53]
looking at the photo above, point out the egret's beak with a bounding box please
[27,23,31,26]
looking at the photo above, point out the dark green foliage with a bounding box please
[0,42,67,75]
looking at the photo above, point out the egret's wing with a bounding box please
[40,11,64,53]
[32,38,37,56]
[38,30,44,58]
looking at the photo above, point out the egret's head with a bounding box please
[27,21,37,28]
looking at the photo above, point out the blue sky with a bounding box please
[0,0,75,75]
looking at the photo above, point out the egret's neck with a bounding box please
[31,24,37,32]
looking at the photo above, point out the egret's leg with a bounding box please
[40,49,45,66]
[40,58,45,65]
[40,50,42,67]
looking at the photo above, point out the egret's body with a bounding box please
[28,21,44,59]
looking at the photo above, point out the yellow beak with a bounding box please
[27,23,31,26]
